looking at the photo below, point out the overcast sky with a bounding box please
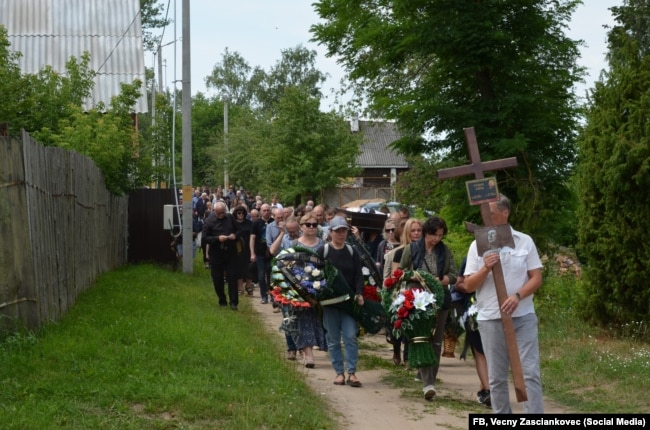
[154,1,620,109]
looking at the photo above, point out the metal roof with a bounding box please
[0,0,148,113]
[355,120,409,168]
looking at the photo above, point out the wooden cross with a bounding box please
[437,127,527,402]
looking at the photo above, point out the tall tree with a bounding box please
[312,0,585,246]
[257,45,327,113]
[575,0,650,326]
[205,48,260,107]
[254,87,361,204]
[205,46,328,113]
[140,0,171,52]
[201,47,344,197]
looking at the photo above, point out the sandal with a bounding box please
[304,360,315,369]
[346,374,362,387]
[333,374,345,385]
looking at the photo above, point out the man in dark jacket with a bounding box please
[203,202,240,310]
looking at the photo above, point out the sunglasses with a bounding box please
[236,211,245,215]
[302,222,318,228]
[385,228,395,233]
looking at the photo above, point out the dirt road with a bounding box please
[250,294,570,429]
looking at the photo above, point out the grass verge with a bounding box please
[0,260,334,430]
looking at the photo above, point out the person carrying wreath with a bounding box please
[288,213,328,368]
[399,216,457,400]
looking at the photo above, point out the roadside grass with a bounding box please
[537,272,650,413]
[0,259,335,430]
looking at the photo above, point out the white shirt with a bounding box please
[464,226,542,320]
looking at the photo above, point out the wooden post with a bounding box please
[437,127,527,402]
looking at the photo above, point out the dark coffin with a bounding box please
[343,210,387,231]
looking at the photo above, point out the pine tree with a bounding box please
[576,0,650,325]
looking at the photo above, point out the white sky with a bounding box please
[154,0,620,109]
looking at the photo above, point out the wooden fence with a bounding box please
[0,131,128,335]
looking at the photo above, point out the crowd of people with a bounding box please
[191,187,545,413]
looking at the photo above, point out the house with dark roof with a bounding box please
[0,0,148,113]
[351,118,409,187]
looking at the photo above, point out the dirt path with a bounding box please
[250,294,570,429]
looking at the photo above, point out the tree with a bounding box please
[312,0,585,246]
[257,45,327,113]
[253,87,362,204]
[49,80,152,195]
[205,46,328,113]
[575,0,650,326]
[0,28,95,139]
[205,48,260,107]
[201,47,346,197]
[140,0,171,52]
[0,29,153,195]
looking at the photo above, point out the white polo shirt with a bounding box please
[464,226,542,320]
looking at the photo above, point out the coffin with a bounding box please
[343,209,387,231]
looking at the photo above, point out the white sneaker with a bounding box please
[423,385,436,401]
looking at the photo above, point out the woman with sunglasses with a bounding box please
[288,213,328,368]
[375,219,400,274]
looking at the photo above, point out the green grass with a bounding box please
[2,258,649,429]
[537,271,650,413]
[0,259,334,430]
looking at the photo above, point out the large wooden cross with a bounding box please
[437,127,527,402]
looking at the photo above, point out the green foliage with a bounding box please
[255,87,361,203]
[191,94,226,186]
[312,0,585,249]
[46,80,151,195]
[575,0,650,326]
[200,48,358,198]
[139,91,179,187]
[0,28,95,138]
[1,29,153,194]
[205,48,257,106]
[139,0,171,52]
[205,45,327,113]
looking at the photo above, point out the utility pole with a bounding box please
[223,97,229,189]
[181,0,193,273]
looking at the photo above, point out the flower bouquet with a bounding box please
[382,269,446,368]
[460,295,479,332]
[270,246,330,309]
[272,246,387,334]
[361,266,381,302]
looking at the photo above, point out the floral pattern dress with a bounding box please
[291,239,328,351]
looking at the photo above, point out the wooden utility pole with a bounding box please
[437,127,527,402]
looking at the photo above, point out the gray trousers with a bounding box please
[479,313,544,414]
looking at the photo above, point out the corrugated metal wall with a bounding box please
[0,0,148,113]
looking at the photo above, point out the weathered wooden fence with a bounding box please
[0,131,128,334]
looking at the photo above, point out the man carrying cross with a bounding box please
[463,194,544,413]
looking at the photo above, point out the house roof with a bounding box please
[355,120,408,168]
[0,0,148,113]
